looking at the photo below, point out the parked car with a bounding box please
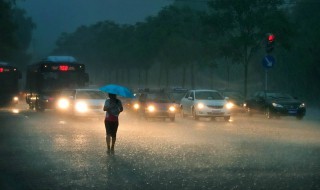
[219,90,245,113]
[180,89,232,121]
[131,89,176,121]
[56,88,106,117]
[244,91,306,119]
[168,87,188,114]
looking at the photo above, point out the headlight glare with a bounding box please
[75,101,88,113]
[169,106,175,112]
[197,103,204,109]
[133,103,140,110]
[272,102,283,108]
[13,96,19,102]
[226,102,234,109]
[58,98,69,109]
[147,105,155,112]
[299,103,305,108]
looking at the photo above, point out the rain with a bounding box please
[1,0,320,189]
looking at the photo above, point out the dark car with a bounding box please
[131,89,177,121]
[244,91,306,120]
[219,90,245,113]
[168,87,188,114]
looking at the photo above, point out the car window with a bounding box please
[76,90,106,99]
[222,92,244,100]
[184,91,191,98]
[145,93,172,103]
[266,92,293,100]
[195,91,223,100]
[60,90,75,97]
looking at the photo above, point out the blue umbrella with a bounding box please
[99,84,134,98]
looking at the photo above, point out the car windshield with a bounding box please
[145,93,172,103]
[195,91,223,100]
[222,91,244,100]
[76,90,106,99]
[266,92,294,100]
[170,92,186,102]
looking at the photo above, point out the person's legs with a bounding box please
[105,120,111,153]
[106,135,111,152]
[110,121,119,154]
[111,136,116,153]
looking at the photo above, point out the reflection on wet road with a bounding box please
[0,106,320,189]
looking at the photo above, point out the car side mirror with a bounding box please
[188,96,193,100]
[225,97,229,100]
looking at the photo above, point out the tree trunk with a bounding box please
[158,64,163,86]
[145,69,148,87]
[191,63,195,89]
[244,58,248,99]
[166,68,169,88]
[182,67,186,88]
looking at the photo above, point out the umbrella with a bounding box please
[99,84,134,98]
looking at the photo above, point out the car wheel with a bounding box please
[192,108,199,120]
[181,107,186,118]
[35,101,44,112]
[224,116,230,122]
[265,107,272,119]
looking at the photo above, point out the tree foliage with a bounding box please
[0,0,35,68]
[52,1,319,103]
[204,0,293,97]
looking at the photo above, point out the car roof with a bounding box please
[191,89,219,92]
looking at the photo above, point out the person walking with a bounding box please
[103,93,123,154]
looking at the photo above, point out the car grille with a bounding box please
[283,104,299,109]
[207,105,223,109]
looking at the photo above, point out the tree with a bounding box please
[0,0,35,68]
[0,0,16,60]
[205,0,292,98]
[288,0,320,103]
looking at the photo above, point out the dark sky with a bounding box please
[18,0,172,59]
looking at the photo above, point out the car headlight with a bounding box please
[169,106,176,112]
[299,103,305,108]
[225,102,234,109]
[75,101,88,113]
[57,98,70,109]
[147,105,155,112]
[13,96,19,102]
[133,103,140,110]
[197,103,204,109]
[272,102,283,108]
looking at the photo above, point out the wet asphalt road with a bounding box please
[0,105,320,190]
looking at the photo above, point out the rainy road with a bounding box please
[1,105,320,190]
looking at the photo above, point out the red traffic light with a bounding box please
[268,34,275,42]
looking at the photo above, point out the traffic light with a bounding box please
[266,33,275,53]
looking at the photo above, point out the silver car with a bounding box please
[56,89,106,117]
[180,89,232,121]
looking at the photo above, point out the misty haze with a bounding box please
[0,0,320,189]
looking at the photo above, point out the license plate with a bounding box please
[212,110,221,113]
[288,110,297,114]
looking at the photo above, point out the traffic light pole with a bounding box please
[265,69,268,91]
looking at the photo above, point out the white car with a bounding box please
[56,89,106,117]
[180,89,232,121]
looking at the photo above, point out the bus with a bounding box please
[25,56,89,111]
[0,62,22,106]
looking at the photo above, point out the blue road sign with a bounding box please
[262,55,275,69]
